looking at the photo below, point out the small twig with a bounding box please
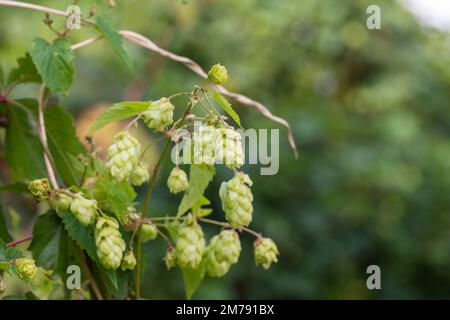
[73,242,103,300]
[37,85,58,189]
[71,36,102,50]
[6,235,33,247]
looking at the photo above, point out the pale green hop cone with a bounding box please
[14,258,37,281]
[131,161,150,186]
[175,215,205,269]
[70,194,98,225]
[215,127,244,168]
[164,247,177,270]
[121,250,137,271]
[191,125,217,165]
[167,167,189,194]
[141,98,175,132]
[28,178,51,202]
[140,222,158,242]
[205,230,241,277]
[208,64,228,85]
[254,238,279,270]
[106,131,141,182]
[219,172,254,228]
[95,216,126,270]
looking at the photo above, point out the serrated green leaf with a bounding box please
[7,53,41,86]
[96,16,133,72]
[29,37,75,93]
[0,182,30,194]
[0,203,12,243]
[212,91,242,128]
[4,101,47,180]
[63,212,97,261]
[29,210,63,269]
[89,101,150,134]
[45,105,86,186]
[94,177,136,223]
[177,165,215,217]
[181,261,206,299]
[191,196,212,217]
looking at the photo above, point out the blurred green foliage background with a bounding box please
[1,0,450,299]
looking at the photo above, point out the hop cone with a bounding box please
[28,178,51,202]
[140,222,158,242]
[208,64,228,85]
[254,238,279,270]
[106,131,141,182]
[131,161,150,186]
[70,195,98,225]
[95,216,126,270]
[191,125,216,165]
[54,192,72,212]
[121,251,137,271]
[215,127,244,168]
[219,172,254,228]
[205,230,241,277]
[167,167,189,194]
[142,98,175,131]
[164,247,177,270]
[175,215,205,269]
[14,258,37,281]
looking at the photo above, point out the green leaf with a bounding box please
[29,37,75,93]
[24,291,40,300]
[29,210,64,269]
[5,246,24,260]
[181,261,206,299]
[103,268,118,290]
[0,64,4,87]
[45,105,86,186]
[0,203,12,243]
[0,182,30,194]
[191,196,213,217]
[7,53,41,86]
[89,101,150,134]
[212,91,243,128]
[4,101,47,180]
[94,178,136,223]
[63,212,97,261]
[177,165,215,217]
[96,16,133,72]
